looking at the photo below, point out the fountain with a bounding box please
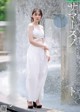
[15,0,61,98]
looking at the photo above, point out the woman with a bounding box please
[26,8,50,109]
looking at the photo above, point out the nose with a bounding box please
[36,15,39,18]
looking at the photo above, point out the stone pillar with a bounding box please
[61,1,72,103]
[6,1,18,104]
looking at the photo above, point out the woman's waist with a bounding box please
[33,37,44,42]
[29,43,44,51]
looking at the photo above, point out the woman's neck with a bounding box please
[32,22,39,26]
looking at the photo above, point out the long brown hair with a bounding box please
[31,8,43,24]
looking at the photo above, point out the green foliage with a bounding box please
[0,0,10,21]
[66,0,80,2]
[0,28,5,32]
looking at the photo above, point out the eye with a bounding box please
[38,14,41,16]
[35,13,37,16]
[35,13,41,16]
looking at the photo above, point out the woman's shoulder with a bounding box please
[39,24,44,29]
[28,23,34,27]
[28,23,34,29]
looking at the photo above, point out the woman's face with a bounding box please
[32,10,42,23]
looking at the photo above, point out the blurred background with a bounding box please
[0,0,80,112]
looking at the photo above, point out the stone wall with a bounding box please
[0,22,8,54]
[60,1,80,104]
[0,32,4,51]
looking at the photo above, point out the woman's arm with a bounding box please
[27,24,49,50]
[43,38,50,61]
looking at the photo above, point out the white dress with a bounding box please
[26,24,48,101]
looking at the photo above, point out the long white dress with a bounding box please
[26,24,48,101]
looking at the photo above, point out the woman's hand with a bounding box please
[46,54,50,62]
[43,44,49,50]
[43,43,50,61]
[45,49,50,62]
